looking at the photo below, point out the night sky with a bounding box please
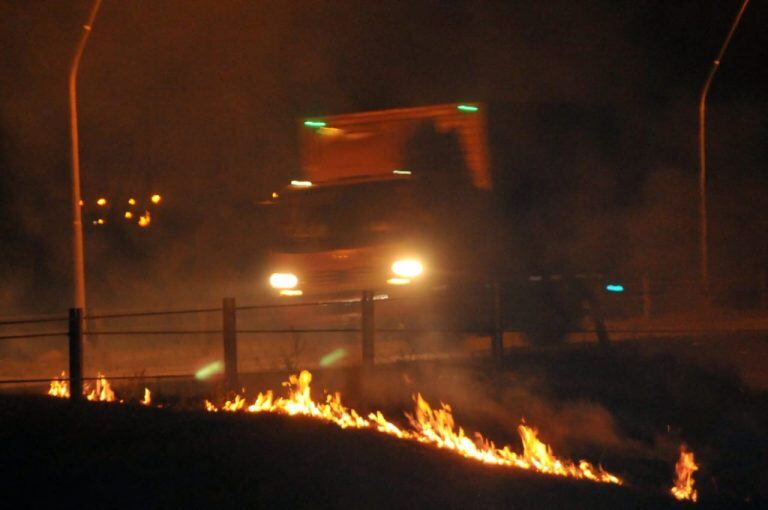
[1,0,766,313]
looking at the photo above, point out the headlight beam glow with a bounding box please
[391,259,424,278]
[270,272,299,289]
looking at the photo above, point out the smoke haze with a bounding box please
[1,1,766,314]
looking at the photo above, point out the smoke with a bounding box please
[1,0,767,316]
[331,362,645,461]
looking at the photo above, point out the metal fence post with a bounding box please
[68,308,83,401]
[361,290,375,367]
[584,285,610,348]
[642,274,651,319]
[222,297,239,389]
[491,282,504,360]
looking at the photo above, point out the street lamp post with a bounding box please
[69,0,102,310]
[698,0,750,300]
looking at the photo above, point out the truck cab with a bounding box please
[265,103,492,298]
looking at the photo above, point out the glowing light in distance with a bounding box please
[304,120,327,128]
[128,198,136,206]
[391,259,423,278]
[151,194,162,204]
[319,348,348,367]
[124,211,133,219]
[393,169,412,175]
[272,192,279,199]
[605,284,624,293]
[138,211,151,227]
[290,180,313,188]
[387,277,411,286]
[96,198,107,206]
[373,293,389,301]
[279,289,303,297]
[457,104,479,112]
[195,360,224,380]
[270,272,298,289]
[93,219,105,225]
[78,200,84,206]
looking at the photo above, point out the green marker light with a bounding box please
[304,120,327,128]
[195,360,224,380]
[457,104,479,112]
[319,348,348,367]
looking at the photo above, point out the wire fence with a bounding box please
[3,277,768,390]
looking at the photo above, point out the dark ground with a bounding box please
[1,339,766,509]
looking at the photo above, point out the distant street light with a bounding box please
[698,0,750,300]
[69,0,102,310]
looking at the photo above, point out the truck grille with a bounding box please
[312,267,373,286]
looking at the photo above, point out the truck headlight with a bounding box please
[391,259,423,278]
[269,272,298,289]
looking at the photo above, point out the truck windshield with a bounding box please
[273,179,422,252]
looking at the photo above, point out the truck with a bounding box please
[264,102,498,299]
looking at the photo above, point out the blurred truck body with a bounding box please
[265,103,495,298]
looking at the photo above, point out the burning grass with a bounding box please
[86,374,116,402]
[49,372,117,402]
[47,368,720,502]
[670,445,698,502]
[47,372,69,398]
[205,370,622,484]
[140,387,151,406]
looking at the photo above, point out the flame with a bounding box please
[140,388,151,406]
[670,446,698,502]
[48,372,70,398]
[205,370,621,484]
[86,374,116,402]
[151,194,162,204]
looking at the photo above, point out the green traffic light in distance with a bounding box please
[304,120,327,128]
[457,104,479,112]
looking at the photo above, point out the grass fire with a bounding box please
[205,370,621,484]
[47,370,734,501]
[670,446,698,502]
[48,372,117,402]
[29,341,767,509]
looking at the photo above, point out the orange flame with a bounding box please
[140,388,151,406]
[48,372,70,398]
[205,370,621,484]
[86,374,116,402]
[670,445,698,502]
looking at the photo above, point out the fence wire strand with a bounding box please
[0,332,67,341]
